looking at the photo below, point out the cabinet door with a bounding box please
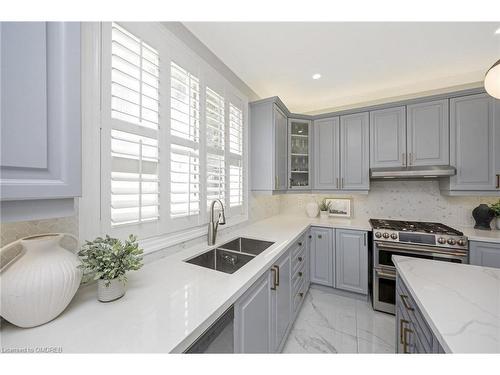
[370,107,406,168]
[450,94,498,191]
[335,229,368,294]
[234,271,271,353]
[470,241,500,268]
[340,112,369,190]
[309,227,334,287]
[407,99,449,167]
[271,250,292,352]
[313,117,340,189]
[288,119,312,189]
[274,105,288,191]
[0,22,81,200]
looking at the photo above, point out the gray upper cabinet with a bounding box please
[370,106,406,168]
[313,117,340,190]
[270,250,292,352]
[0,22,81,201]
[407,99,449,166]
[288,118,312,190]
[309,227,334,287]
[250,100,288,192]
[335,229,368,295]
[448,94,499,191]
[469,241,500,268]
[234,270,271,353]
[340,112,369,190]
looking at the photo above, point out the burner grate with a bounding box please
[369,219,463,236]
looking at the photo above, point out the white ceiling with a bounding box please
[183,22,500,113]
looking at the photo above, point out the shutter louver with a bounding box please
[206,87,225,206]
[110,23,160,226]
[170,62,201,218]
[229,103,243,207]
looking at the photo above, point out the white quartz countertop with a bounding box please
[0,215,370,353]
[393,256,500,353]
[461,227,500,244]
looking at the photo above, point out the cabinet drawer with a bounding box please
[397,278,433,352]
[292,245,306,273]
[292,278,306,316]
[292,234,306,257]
[292,261,305,295]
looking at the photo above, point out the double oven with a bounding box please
[370,219,468,315]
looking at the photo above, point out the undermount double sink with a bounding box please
[185,237,275,274]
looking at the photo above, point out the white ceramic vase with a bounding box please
[305,202,319,218]
[0,233,82,328]
[98,278,126,302]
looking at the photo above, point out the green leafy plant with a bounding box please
[319,199,331,212]
[78,235,143,286]
[490,200,500,217]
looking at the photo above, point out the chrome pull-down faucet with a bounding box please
[208,199,226,245]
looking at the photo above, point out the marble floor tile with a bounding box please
[282,285,396,353]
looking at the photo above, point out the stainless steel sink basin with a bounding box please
[185,248,255,274]
[218,237,274,256]
[184,237,274,274]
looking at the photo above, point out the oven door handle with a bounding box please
[374,241,467,259]
[375,267,396,280]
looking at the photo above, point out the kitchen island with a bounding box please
[393,255,500,353]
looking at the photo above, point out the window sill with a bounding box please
[139,214,249,256]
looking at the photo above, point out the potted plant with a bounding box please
[490,200,500,230]
[318,199,331,219]
[78,235,143,302]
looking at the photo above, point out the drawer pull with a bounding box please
[275,264,280,287]
[400,294,414,311]
[308,235,312,239]
[298,242,302,246]
[403,327,413,353]
[298,257,303,262]
[317,235,322,239]
[298,272,303,277]
[496,174,499,189]
[270,267,277,290]
[298,292,304,298]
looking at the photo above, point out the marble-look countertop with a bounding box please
[461,227,500,244]
[0,215,370,353]
[393,256,500,353]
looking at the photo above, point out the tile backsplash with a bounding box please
[280,180,498,228]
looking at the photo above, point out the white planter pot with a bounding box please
[306,202,319,218]
[496,217,500,230]
[320,210,329,219]
[0,233,82,328]
[98,278,126,302]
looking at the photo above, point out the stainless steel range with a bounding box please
[370,219,468,314]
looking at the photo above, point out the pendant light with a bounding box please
[484,59,500,99]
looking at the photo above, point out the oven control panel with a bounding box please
[373,230,468,249]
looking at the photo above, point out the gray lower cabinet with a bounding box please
[396,274,444,353]
[469,240,500,268]
[270,249,292,352]
[406,99,449,167]
[340,112,369,190]
[313,117,340,190]
[370,106,406,168]
[448,93,499,191]
[234,270,272,353]
[0,22,81,217]
[309,227,334,287]
[335,229,368,295]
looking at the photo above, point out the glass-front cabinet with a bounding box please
[288,118,312,189]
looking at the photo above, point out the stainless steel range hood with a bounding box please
[370,165,456,179]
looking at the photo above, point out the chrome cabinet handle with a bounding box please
[336,177,339,189]
[341,177,344,189]
[496,174,499,189]
[400,294,414,311]
[270,267,277,290]
[275,264,280,286]
[363,233,367,246]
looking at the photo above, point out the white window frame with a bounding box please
[79,22,249,253]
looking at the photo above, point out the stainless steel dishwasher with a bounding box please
[184,306,234,353]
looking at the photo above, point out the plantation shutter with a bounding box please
[110,23,160,226]
[169,62,201,218]
[205,87,226,206]
[229,103,243,207]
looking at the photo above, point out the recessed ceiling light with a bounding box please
[312,73,321,80]
[495,27,500,34]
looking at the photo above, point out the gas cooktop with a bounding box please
[369,219,468,249]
